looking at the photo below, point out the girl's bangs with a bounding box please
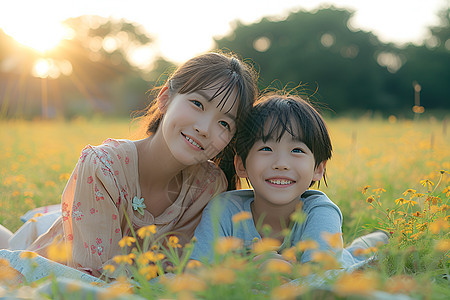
[179,73,241,114]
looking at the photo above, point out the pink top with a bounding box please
[28,139,227,277]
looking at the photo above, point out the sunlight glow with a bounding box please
[32,58,73,78]
[5,21,73,53]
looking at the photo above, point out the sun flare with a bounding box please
[4,21,73,53]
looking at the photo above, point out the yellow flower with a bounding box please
[45,180,56,187]
[420,179,434,190]
[264,259,293,274]
[311,251,340,270]
[412,211,422,217]
[409,232,420,240]
[395,198,405,205]
[404,198,417,209]
[137,225,157,239]
[372,188,386,194]
[222,256,247,270]
[290,209,306,224]
[206,267,236,284]
[353,247,378,256]
[139,265,159,280]
[23,191,34,197]
[47,237,71,263]
[271,284,304,300]
[145,251,165,263]
[59,173,71,181]
[334,271,377,296]
[253,238,281,254]
[166,274,206,292]
[443,186,450,197]
[113,254,135,265]
[435,239,450,252]
[402,189,416,196]
[99,276,133,299]
[429,218,449,234]
[281,247,297,262]
[103,264,116,274]
[118,236,136,248]
[215,237,243,255]
[296,240,319,251]
[232,211,252,223]
[20,251,37,259]
[322,232,343,249]
[168,236,182,248]
[66,281,82,292]
[366,196,375,204]
[186,260,203,269]
[0,258,22,282]
[361,185,371,194]
[425,196,441,205]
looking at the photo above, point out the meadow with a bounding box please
[0,116,449,299]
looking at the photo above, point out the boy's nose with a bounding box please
[272,155,290,170]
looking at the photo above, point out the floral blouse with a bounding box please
[28,139,227,277]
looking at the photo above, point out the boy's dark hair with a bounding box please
[144,52,258,190]
[235,93,332,186]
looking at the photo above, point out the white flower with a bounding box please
[132,196,146,216]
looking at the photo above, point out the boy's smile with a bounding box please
[235,132,325,208]
[265,177,296,187]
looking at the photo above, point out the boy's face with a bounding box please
[235,132,325,207]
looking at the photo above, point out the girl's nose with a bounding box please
[194,122,209,138]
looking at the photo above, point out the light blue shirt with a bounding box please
[190,189,363,267]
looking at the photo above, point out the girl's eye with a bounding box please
[191,100,204,110]
[219,120,231,131]
[259,146,272,152]
[292,148,305,154]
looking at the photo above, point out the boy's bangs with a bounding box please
[259,112,305,143]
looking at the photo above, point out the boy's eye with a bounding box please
[259,146,272,152]
[219,120,231,131]
[191,100,204,110]
[292,148,305,154]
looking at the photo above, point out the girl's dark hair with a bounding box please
[144,52,258,190]
[235,93,332,187]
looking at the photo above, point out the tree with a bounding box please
[214,7,450,113]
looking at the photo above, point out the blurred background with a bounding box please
[0,0,449,120]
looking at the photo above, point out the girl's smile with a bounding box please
[181,133,205,150]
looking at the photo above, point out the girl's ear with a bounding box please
[234,155,248,178]
[312,161,327,182]
[157,86,170,113]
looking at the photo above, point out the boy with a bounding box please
[190,94,388,266]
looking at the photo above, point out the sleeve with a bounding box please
[61,146,124,277]
[189,196,233,263]
[298,201,344,264]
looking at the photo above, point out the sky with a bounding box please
[0,0,447,63]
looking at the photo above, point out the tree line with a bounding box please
[0,7,448,119]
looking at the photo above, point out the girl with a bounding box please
[1,52,258,279]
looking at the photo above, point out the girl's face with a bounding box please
[235,128,325,207]
[159,83,239,166]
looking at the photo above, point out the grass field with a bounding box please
[0,116,449,298]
